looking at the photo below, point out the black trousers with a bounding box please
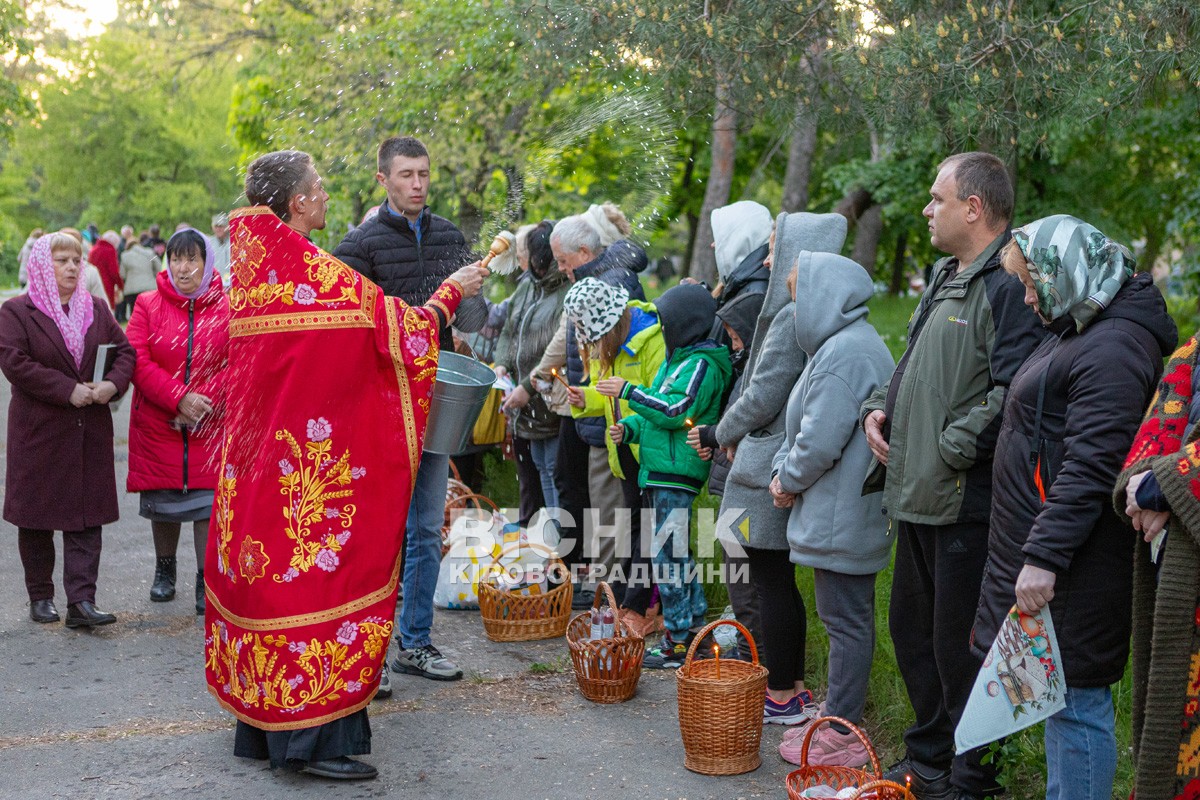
[18,527,102,605]
[553,416,591,571]
[889,519,1000,795]
[746,546,804,691]
[610,444,648,611]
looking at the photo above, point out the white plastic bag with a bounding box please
[433,510,504,610]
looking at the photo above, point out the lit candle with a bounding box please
[549,367,571,390]
[684,418,695,429]
[713,642,720,679]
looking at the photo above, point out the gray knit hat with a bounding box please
[564,278,629,344]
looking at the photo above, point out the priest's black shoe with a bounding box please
[65,601,117,628]
[303,757,378,780]
[30,599,59,623]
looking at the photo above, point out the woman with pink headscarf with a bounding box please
[0,232,135,628]
[126,228,228,615]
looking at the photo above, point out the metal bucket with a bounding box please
[423,351,496,455]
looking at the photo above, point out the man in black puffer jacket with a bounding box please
[335,138,488,348]
[335,136,488,688]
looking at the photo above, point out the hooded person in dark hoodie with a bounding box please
[598,283,732,668]
[972,216,1177,800]
[708,201,773,345]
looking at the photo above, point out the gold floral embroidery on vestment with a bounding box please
[215,443,239,582]
[303,251,360,305]
[272,419,362,583]
[205,617,391,715]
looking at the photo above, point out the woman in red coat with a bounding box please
[126,228,229,613]
[0,232,135,627]
[88,231,123,309]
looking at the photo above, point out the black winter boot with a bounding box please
[195,571,205,615]
[150,556,177,602]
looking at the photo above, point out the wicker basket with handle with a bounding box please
[784,717,913,799]
[565,581,644,703]
[675,618,769,775]
[477,541,573,642]
[441,491,498,557]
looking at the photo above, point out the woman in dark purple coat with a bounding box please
[0,232,135,627]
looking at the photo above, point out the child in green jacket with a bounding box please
[598,283,732,668]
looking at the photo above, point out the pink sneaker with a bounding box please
[803,724,870,768]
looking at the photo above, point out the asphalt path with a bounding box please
[0,357,801,799]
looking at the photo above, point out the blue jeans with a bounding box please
[397,452,449,650]
[528,436,559,512]
[1045,685,1116,800]
[648,487,707,640]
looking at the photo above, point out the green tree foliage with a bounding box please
[0,0,33,142]
[129,0,679,249]
[0,25,241,235]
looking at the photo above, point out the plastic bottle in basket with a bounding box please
[600,605,615,671]
[590,607,602,640]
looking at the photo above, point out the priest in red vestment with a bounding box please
[204,150,486,780]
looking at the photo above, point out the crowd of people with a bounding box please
[0,139,1193,800]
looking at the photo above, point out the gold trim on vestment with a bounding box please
[204,554,402,630]
[384,299,422,492]
[229,206,278,220]
[230,310,374,338]
[207,683,378,732]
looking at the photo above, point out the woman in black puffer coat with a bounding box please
[972,215,1176,800]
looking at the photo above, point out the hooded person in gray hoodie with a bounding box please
[770,251,895,768]
[690,210,849,724]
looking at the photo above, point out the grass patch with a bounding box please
[527,656,571,675]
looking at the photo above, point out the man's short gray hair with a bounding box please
[550,215,603,256]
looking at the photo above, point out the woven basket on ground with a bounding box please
[676,618,769,776]
[565,581,644,703]
[478,541,573,642]
[784,717,912,799]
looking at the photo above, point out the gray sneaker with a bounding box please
[374,658,392,700]
[391,644,463,681]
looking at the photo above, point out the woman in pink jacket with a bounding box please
[126,228,229,613]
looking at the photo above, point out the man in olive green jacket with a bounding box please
[859,153,1044,800]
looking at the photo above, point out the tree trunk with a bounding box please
[833,187,874,223]
[458,195,484,246]
[890,231,908,295]
[503,165,525,227]
[1140,223,1163,275]
[851,204,883,274]
[688,76,737,285]
[781,99,818,213]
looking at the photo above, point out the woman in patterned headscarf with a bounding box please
[0,233,135,628]
[973,215,1177,800]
